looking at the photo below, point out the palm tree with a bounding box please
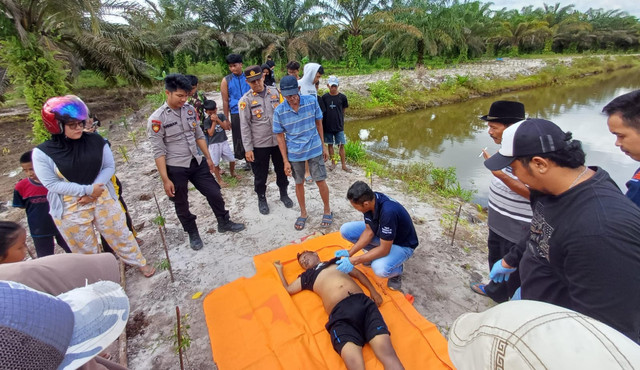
[0,0,159,141]
[489,19,552,55]
[257,0,338,61]
[324,0,380,67]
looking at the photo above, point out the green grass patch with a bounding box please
[73,70,129,89]
[345,141,475,202]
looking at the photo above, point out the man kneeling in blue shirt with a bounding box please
[335,181,419,291]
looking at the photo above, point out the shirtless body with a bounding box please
[274,251,404,370]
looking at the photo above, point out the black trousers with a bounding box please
[230,113,245,160]
[252,146,289,196]
[484,229,522,303]
[167,158,229,233]
[32,229,71,257]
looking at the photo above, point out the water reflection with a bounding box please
[346,68,640,204]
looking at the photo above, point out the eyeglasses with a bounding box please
[65,121,86,129]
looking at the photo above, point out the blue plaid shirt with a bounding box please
[273,94,324,162]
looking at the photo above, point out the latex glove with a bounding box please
[489,259,516,283]
[336,257,354,274]
[511,287,522,301]
[335,249,349,258]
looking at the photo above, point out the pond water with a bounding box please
[346,67,640,204]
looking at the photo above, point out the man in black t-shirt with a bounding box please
[322,76,350,172]
[273,251,403,369]
[484,118,640,344]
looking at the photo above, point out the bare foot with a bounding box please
[232,173,242,180]
[219,181,229,188]
[342,166,352,173]
[140,264,155,278]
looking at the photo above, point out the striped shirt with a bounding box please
[488,166,532,243]
[273,94,323,162]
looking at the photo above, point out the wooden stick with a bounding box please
[451,203,463,246]
[159,225,175,282]
[152,192,167,234]
[176,306,184,370]
[118,260,128,367]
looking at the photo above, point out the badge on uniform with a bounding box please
[251,100,258,105]
[253,109,263,118]
[271,95,277,99]
[240,101,246,110]
[187,110,194,116]
[151,120,161,133]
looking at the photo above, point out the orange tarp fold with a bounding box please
[203,232,453,369]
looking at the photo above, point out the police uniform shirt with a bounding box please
[238,86,281,151]
[147,102,205,168]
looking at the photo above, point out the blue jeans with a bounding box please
[340,221,414,278]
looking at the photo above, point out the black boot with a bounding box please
[279,190,293,208]
[188,230,203,250]
[217,217,246,233]
[258,194,270,215]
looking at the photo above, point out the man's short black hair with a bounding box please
[226,53,243,64]
[19,151,32,164]
[185,74,198,87]
[317,65,324,75]
[203,100,216,110]
[347,181,375,205]
[164,74,192,93]
[517,132,586,169]
[286,61,300,70]
[602,89,640,131]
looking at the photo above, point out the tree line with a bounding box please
[1,0,639,140]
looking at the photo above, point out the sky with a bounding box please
[488,0,640,17]
[133,0,640,19]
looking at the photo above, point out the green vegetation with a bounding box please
[157,259,171,271]
[346,140,475,202]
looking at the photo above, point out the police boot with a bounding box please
[217,216,246,233]
[188,229,203,250]
[279,189,293,208]
[258,194,270,215]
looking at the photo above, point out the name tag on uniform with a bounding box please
[164,122,178,129]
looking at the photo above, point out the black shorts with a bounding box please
[325,293,390,354]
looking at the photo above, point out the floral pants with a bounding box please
[54,190,146,267]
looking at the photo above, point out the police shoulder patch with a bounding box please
[239,101,247,110]
[151,119,161,133]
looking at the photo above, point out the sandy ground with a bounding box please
[0,56,590,369]
[110,114,492,368]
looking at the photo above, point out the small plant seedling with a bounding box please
[118,145,129,163]
[157,259,170,271]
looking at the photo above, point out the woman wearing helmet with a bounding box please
[32,95,155,277]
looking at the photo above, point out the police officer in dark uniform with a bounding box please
[147,74,245,250]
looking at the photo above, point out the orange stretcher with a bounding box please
[203,232,453,369]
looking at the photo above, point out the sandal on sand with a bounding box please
[305,175,313,184]
[321,212,333,228]
[294,217,307,231]
[470,282,487,296]
[140,264,156,278]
